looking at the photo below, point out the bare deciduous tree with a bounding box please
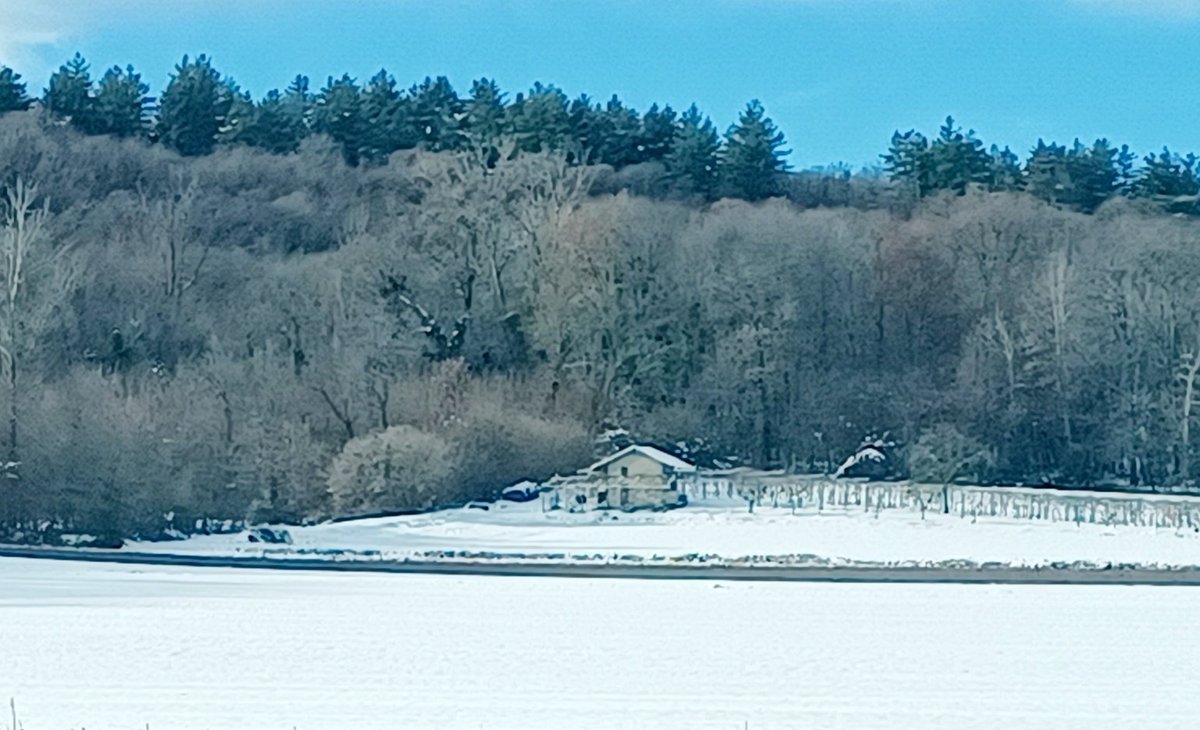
[136,168,208,307]
[0,177,75,466]
[1177,341,1200,483]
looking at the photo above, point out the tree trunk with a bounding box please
[1047,249,1073,449]
[218,390,232,447]
[755,343,770,467]
[7,356,16,464]
[1179,349,1200,484]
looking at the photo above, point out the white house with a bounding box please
[585,444,698,481]
[550,444,697,512]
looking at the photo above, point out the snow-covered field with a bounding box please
[133,497,1200,568]
[2,556,1199,730]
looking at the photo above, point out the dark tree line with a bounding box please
[0,55,789,203]
[5,56,1197,213]
[885,116,1199,215]
[1,55,1200,542]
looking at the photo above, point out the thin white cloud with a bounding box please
[1070,0,1200,19]
[0,2,73,76]
[0,0,296,75]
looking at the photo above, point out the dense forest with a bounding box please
[1,54,1200,539]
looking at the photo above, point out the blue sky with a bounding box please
[3,0,1199,168]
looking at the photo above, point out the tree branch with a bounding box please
[313,386,354,441]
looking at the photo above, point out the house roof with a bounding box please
[587,444,698,473]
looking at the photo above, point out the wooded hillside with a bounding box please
[2,56,1200,536]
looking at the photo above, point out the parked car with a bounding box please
[246,527,292,545]
[500,480,542,502]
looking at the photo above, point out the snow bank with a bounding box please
[131,488,1200,569]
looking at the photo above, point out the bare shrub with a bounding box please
[326,425,453,516]
[909,423,992,514]
[19,366,227,536]
[448,400,592,502]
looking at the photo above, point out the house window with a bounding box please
[620,466,629,477]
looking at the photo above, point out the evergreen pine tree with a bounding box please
[567,94,607,163]
[464,78,508,143]
[882,130,932,195]
[1132,147,1200,199]
[927,116,991,193]
[0,66,31,114]
[1025,140,1072,205]
[283,75,315,135]
[157,55,233,156]
[464,78,510,165]
[314,74,364,166]
[89,65,150,137]
[510,83,572,154]
[409,76,464,152]
[360,69,416,162]
[636,103,676,162]
[719,100,790,201]
[1063,139,1119,212]
[664,104,720,199]
[44,53,93,127]
[218,81,255,145]
[987,145,1022,191]
[242,89,305,154]
[597,95,641,167]
[1115,144,1137,195]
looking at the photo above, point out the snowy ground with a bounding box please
[132,497,1200,568]
[2,556,1199,730]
